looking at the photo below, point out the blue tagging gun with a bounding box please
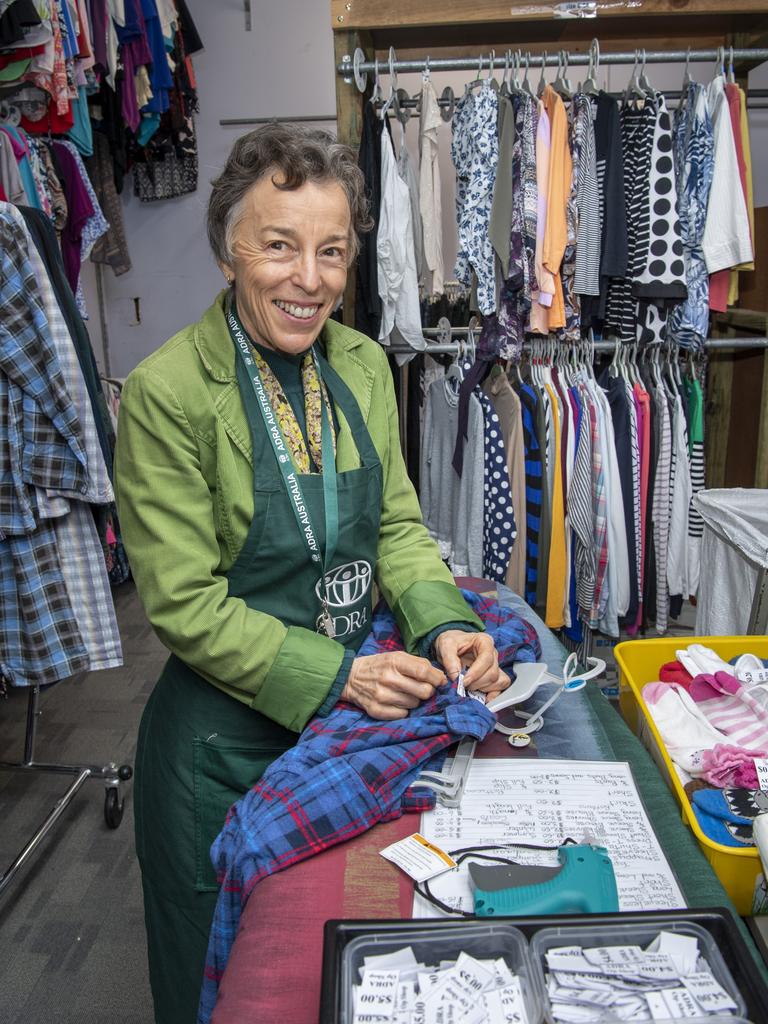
[469,843,619,916]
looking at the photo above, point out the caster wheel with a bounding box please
[104,786,124,829]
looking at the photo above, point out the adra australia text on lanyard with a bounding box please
[227,309,340,638]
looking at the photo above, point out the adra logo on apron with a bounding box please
[314,560,373,639]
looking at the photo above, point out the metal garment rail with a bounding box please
[338,47,768,78]
[384,336,768,356]
[220,87,768,126]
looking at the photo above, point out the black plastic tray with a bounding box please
[319,908,768,1023]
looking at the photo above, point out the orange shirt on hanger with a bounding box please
[542,85,572,333]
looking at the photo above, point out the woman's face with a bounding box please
[222,174,351,356]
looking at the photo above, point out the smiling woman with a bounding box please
[112,123,508,1024]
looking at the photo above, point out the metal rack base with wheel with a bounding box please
[0,682,133,899]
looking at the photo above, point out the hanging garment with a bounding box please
[478,389,516,584]
[710,81,753,310]
[585,389,609,629]
[581,93,627,328]
[533,382,552,613]
[377,127,425,363]
[569,381,596,619]
[628,381,651,633]
[561,100,582,343]
[498,92,537,359]
[485,373,527,597]
[594,381,629,635]
[419,78,444,295]
[85,131,131,276]
[544,382,566,628]
[651,378,673,634]
[452,82,499,315]
[541,85,571,332]
[600,370,639,623]
[489,94,515,286]
[702,75,752,277]
[529,97,553,334]
[355,103,386,340]
[397,128,423,284]
[0,129,25,204]
[605,101,655,341]
[0,207,93,687]
[685,376,705,596]
[633,94,687,315]
[666,392,692,601]
[669,83,714,349]
[573,92,600,299]
[200,592,541,1024]
[420,378,484,577]
[516,381,542,606]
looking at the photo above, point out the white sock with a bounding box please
[643,681,728,775]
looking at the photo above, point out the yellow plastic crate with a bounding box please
[615,635,767,915]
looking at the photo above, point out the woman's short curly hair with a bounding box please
[207,123,372,266]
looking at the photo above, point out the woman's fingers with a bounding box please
[461,635,499,690]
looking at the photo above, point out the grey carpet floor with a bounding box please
[0,582,161,1024]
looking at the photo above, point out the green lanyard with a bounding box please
[226,308,340,638]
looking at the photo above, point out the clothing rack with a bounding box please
[386,337,768,356]
[220,84,768,128]
[0,686,133,898]
[340,48,768,79]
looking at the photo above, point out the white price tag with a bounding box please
[754,758,768,792]
[353,969,400,1024]
[681,971,738,1013]
[379,833,457,883]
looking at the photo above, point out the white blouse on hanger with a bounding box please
[377,129,425,364]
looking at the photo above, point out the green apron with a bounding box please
[134,345,383,1024]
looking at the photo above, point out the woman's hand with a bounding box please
[341,652,446,720]
[434,630,512,703]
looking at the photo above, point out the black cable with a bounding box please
[415,838,577,917]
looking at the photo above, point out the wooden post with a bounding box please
[333,29,370,327]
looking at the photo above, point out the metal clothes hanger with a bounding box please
[553,49,573,100]
[728,46,736,85]
[537,51,548,99]
[522,52,536,98]
[638,48,654,96]
[369,58,383,107]
[445,337,465,383]
[682,46,693,91]
[379,46,398,120]
[467,54,485,94]
[623,50,646,105]
[499,50,511,98]
[712,45,725,83]
[580,39,600,97]
[487,50,500,93]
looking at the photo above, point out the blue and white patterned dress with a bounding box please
[452,82,498,315]
[668,83,714,349]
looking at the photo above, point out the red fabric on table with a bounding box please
[659,660,695,690]
[212,725,533,1023]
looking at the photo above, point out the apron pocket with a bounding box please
[192,738,289,892]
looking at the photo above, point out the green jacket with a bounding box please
[114,293,482,731]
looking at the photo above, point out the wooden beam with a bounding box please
[756,352,768,488]
[334,29,370,327]
[332,0,768,31]
[705,350,734,490]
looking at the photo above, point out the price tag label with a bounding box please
[754,758,768,792]
[380,833,457,883]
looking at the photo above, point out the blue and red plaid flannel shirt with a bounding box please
[198,591,540,1022]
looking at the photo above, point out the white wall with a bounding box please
[94,8,768,377]
[97,0,337,377]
